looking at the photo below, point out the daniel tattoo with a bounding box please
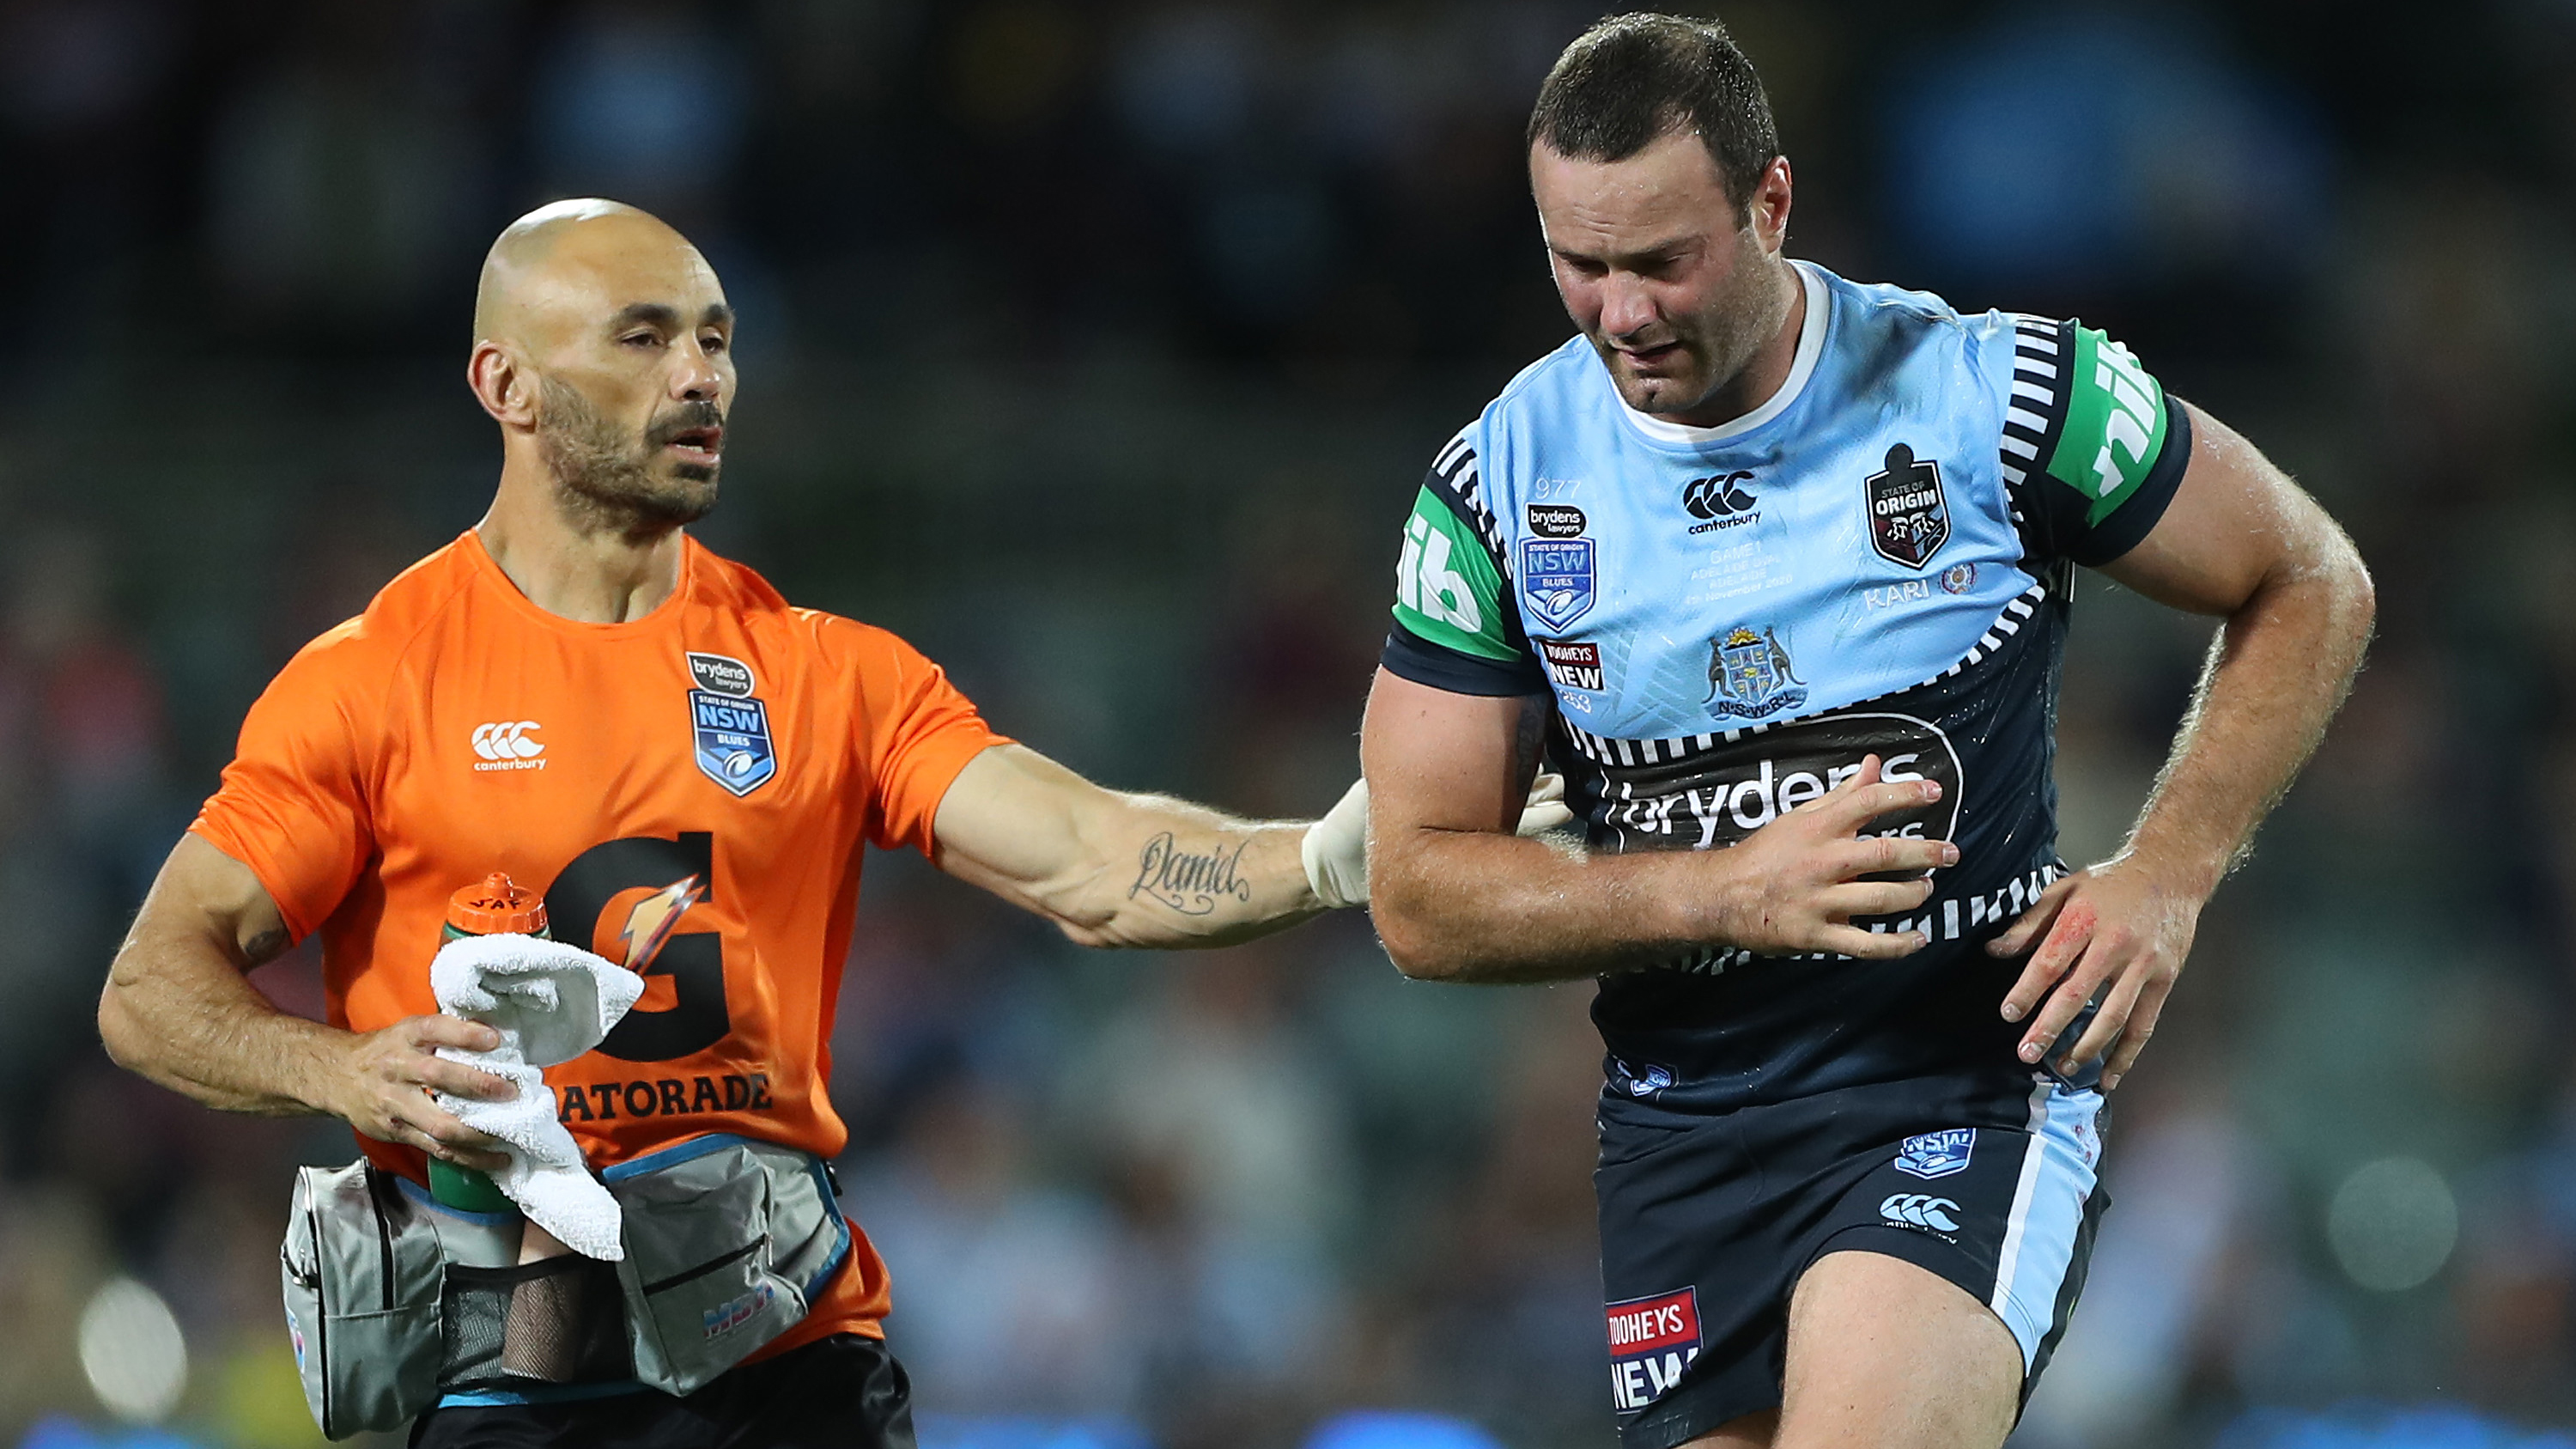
[1130,833,1254,916]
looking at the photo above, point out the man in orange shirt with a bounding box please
[95,199,1424,1447]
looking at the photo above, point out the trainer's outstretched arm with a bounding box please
[1994,399,2375,1087]
[1362,674,1951,983]
[99,834,516,1166]
[930,743,1337,948]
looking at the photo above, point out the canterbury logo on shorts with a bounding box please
[1879,1193,1963,1233]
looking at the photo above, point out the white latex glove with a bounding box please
[1303,772,1576,910]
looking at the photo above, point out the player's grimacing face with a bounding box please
[1533,131,1780,420]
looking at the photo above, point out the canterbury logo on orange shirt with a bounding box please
[471,720,547,770]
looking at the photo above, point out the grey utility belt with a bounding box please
[279,1133,851,1439]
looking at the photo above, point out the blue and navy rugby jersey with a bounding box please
[1381,261,2190,1121]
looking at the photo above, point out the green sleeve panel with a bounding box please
[1391,485,1516,662]
[2040,325,2174,528]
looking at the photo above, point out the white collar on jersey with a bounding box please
[1614,259,1828,448]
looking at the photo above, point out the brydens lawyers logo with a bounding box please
[687,652,755,697]
[1607,1287,1701,1412]
[471,721,545,771]
[1526,502,1588,538]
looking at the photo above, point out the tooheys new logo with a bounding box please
[1606,1288,1702,1412]
[1594,711,1964,854]
[1538,639,1603,691]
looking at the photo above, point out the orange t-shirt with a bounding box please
[191,531,1008,1355]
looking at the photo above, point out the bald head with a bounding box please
[466,198,738,533]
[472,198,727,350]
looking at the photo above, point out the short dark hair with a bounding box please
[1528,13,1779,219]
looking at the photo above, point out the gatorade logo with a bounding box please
[471,721,546,771]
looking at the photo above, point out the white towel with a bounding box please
[428,933,647,1259]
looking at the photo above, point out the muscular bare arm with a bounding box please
[1361,677,1954,983]
[1994,399,2375,1086]
[99,834,516,1167]
[930,743,1331,949]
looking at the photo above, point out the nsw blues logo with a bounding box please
[690,691,778,797]
[1893,1128,1976,1180]
[1520,536,1595,631]
[1608,1056,1674,1099]
[1705,625,1807,719]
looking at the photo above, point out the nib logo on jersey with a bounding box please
[685,652,777,797]
[1606,1288,1702,1412]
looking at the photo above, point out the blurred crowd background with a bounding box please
[0,1,2572,1446]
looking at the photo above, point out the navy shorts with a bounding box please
[410,1334,914,1449]
[1595,1079,2110,1448]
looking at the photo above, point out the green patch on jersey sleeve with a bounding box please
[1391,486,1516,661]
[2043,326,2172,527]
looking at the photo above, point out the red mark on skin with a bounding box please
[2051,897,2100,947]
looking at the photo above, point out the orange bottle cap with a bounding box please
[447,872,548,935]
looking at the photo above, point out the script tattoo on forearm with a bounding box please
[1130,833,1255,916]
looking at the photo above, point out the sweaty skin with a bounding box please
[1364,119,2372,1449]
[1366,134,1950,983]
[1533,131,1802,429]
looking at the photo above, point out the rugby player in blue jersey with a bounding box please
[1359,15,2372,1449]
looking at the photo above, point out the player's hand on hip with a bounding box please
[328,1014,518,1172]
[1989,859,2201,1090]
[1709,755,1957,959]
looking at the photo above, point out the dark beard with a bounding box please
[534,378,721,534]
